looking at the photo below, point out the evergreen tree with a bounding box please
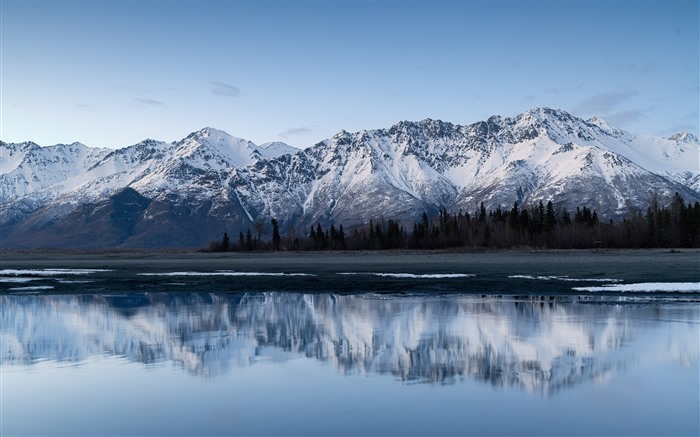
[561,209,572,226]
[245,228,253,251]
[338,224,346,249]
[316,223,324,249]
[221,232,230,252]
[509,202,519,230]
[271,218,281,250]
[536,201,545,233]
[545,201,557,231]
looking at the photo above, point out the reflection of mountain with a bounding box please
[2,293,698,393]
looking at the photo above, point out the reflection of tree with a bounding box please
[1,293,697,394]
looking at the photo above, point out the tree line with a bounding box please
[208,193,700,251]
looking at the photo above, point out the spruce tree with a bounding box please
[271,218,281,250]
[545,201,557,231]
[222,232,230,252]
[245,228,253,251]
[338,224,346,249]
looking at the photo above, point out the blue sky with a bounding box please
[2,0,698,149]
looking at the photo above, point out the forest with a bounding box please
[208,193,700,251]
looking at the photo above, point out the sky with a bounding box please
[2,0,698,149]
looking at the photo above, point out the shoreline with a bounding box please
[2,249,697,290]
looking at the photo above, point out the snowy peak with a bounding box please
[587,115,611,129]
[175,127,260,168]
[257,141,299,159]
[517,107,575,129]
[174,127,298,168]
[506,108,600,143]
[668,131,699,145]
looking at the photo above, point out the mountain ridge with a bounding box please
[1,108,698,248]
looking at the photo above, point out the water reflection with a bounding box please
[2,293,697,394]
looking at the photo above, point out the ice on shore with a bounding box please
[339,272,475,279]
[137,271,313,277]
[509,275,622,282]
[572,282,700,293]
[0,269,110,276]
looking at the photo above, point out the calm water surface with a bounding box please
[2,293,699,436]
[1,252,699,436]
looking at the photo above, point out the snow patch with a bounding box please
[8,285,55,291]
[340,272,475,279]
[0,269,111,276]
[572,282,700,293]
[0,277,42,283]
[509,275,623,282]
[137,271,314,277]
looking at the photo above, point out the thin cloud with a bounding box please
[682,111,699,121]
[74,102,96,109]
[210,81,241,98]
[544,84,582,95]
[133,98,165,107]
[573,90,638,114]
[656,122,699,138]
[604,109,647,126]
[165,86,182,95]
[279,126,313,138]
[612,62,657,75]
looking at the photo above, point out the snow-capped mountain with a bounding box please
[1,108,698,248]
[0,141,111,202]
[1,127,296,204]
[0,128,299,247]
[231,107,699,229]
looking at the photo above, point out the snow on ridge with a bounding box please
[175,127,259,168]
[0,140,112,202]
[668,132,699,144]
[294,107,699,225]
[258,141,299,158]
[0,127,300,204]
[174,127,298,169]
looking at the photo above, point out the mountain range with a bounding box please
[1,107,698,248]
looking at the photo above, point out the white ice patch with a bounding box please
[0,277,42,283]
[509,275,622,282]
[572,282,700,293]
[0,269,110,276]
[8,285,55,291]
[339,273,475,279]
[137,271,314,277]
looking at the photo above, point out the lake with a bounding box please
[1,250,699,436]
